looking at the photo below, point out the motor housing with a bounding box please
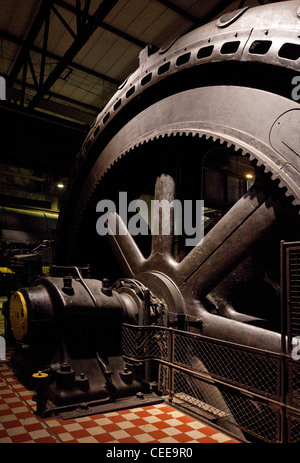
[9,267,163,417]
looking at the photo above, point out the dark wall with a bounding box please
[0,102,88,177]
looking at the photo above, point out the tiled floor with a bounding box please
[0,359,238,444]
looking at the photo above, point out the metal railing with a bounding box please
[122,324,285,442]
[121,241,300,443]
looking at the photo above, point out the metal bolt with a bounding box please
[79,403,89,410]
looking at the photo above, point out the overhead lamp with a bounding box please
[245,174,254,179]
[57,183,65,189]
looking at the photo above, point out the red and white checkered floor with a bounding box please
[0,359,238,444]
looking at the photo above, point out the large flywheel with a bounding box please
[7,2,300,435]
[55,1,300,355]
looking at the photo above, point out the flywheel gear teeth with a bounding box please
[56,1,300,259]
[67,125,299,256]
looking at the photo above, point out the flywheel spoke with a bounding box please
[105,212,146,278]
[178,187,281,297]
[151,173,176,258]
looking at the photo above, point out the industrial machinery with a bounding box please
[0,207,57,292]
[0,207,57,338]
[6,1,300,441]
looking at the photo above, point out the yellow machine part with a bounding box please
[0,267,14,274]
[10,291,28,341]
[32,371,48,379]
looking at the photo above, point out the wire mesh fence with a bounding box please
[287,246,300,343]
[122,325,169,361]
[172,369,281,443]
[121,242,300,443]
[287,359,300,409]
[173,331,281,399]
[122,322,300,442]
[287,411,300,443]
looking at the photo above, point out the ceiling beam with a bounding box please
[4,73,100,115]
[7,0,51,87]
[0,101,89,136]
[34,96,96,125]
[27,0,120,110]
[53,0,148,49]
[156,0,201,25]
[1,31,121,86]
